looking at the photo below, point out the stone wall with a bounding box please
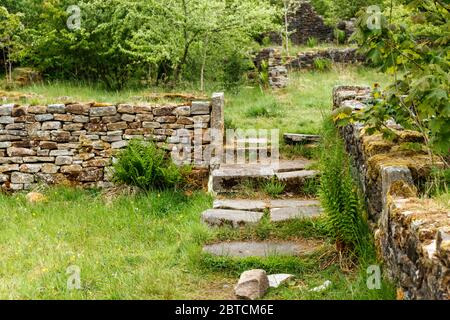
[253,48,288,89]
[0,93,224,191]
[267,0,333,45]
[286,48,365,70]
[333,86,449,300]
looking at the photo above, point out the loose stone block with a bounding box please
[63,123,84,131]
[28,105,47,114]
[0,116,14,124]
[51,131,71,143]
[0,164,19,173]
[35,114,54,122]
[107,122,127,131]
[19,164,42,173]
[142,122,161,129]
[41,163,59,174]
[78,168,103,182]
[202,209,263,228]
[66,104,90,115]
[42,121,62,130]
[47,104,66,113]
[234,270,269,300]
[54,114,73,122]
[191,101,210,115]
[39,141,58,150]
[173,106,190,116]
[7,147,36,157]
[111,140,128,149]
[155,116,176,123]
[60,164,82,174]
[11,172,34,184]
[50,150,72,156]
[73,115,89,123]
[135,113,154,122]
[117,104,135,113]
[0,104,14,116]
[102,114,122,123]
[90,106,117,117]
[0,142,11,149]
[55,156,73,165]
[121,114,135,122]
[134,105,153,114]
[152,106,173,116]
[11,106,28,117]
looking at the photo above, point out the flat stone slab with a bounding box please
[284,133,321,144]
[202,241,321,258]
[268,274,295,288]
[269,199,320,208]
[275,170,319,181]
[213,199,267,212]
[201,209,263,228]
[270,206,322,222]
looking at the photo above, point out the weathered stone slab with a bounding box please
[213,199,267,212]
[267,274,295,288]
[270,206,322,222]
[203,241,321,258]
[269,199,320,208]
[201,209,263,228]
[284,133,321,144]
[234,269,269,300]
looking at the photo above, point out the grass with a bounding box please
[225,66,390,136]
[0,187,220,299]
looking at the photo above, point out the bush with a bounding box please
[306,37,319,48]
[319,118,368,252]
[334,28,346,44]
[113,140,189,190]
[222,51,250,93]
[313,58,332,71]
[262,178,286,197]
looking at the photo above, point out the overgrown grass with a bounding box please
[0,187,219,299]
[225,66,390,136]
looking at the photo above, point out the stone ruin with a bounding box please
[253,48,289,89]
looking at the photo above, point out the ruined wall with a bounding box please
[0,93,224,191]
[253,48,288,89]
[333,86,449,300]
[286,48,365,70]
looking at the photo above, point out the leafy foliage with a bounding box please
[306,37,319,48]
[262,177,286,197]
[113,140,189,190]
[350,0,450,154]
[319,118,367,251]
[313,57,332,71]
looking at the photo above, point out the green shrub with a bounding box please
[113,139,189,190]
[262,177,286,197]
[313,58,332,71]
[222,51,250,93]
[319,118,367,252]
[306,37,319,48]
[334,28,346,44]
[258,60,270,89]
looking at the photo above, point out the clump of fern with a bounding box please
[319,118,368,254]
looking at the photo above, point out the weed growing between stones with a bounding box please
[262,178,286,198]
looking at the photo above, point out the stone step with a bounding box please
[209,160,318,194]
[213,199,267,212]
[201,209,263,228]
[284,133,321,145]
[202,241,322,258]
[270,206,322,222]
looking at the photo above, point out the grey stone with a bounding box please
[213,199,266,212]
[0,116,14,124]
[270,206,322,222]
[47,104,66,113]
[267,274,295,288]
[201,209,263,228]
[11,172,34,184]
[191,101,210,115]
[0,104,14,116]
[55,156,73,165]
[111,140,128,149]
[19,164,42,173]
[269,199,320,208]
[90,106,117,117]
[0,142,11,149]
[173,106,190,116]
[42,121,62,130]
[234,270,269,300]
[35,114,54,122]
[203,241,321,258]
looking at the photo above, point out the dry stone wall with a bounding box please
[333,86,449,300]
[0,93,224,191]
[286,48,365,70]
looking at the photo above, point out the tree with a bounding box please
[0,6,24,83]
[347,0,450,155]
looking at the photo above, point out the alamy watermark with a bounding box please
[366,265,381,290]
[66,5,81,31]
[366,5,382,31]
[66,265,81,290]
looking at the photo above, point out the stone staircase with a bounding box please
[201,155,323,258]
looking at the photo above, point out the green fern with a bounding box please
[319,118,366,251]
